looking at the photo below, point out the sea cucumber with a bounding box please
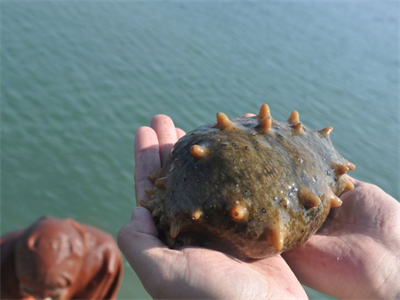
[140,104,355,259]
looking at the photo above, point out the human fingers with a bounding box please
[326,176,398,228]
[176,127,186,139]
[134,126,160,205]
[282,230,398,299]
[282,180,400,299]
[281,234,347,297]
[151,115,178,166]
[118,207,170,292]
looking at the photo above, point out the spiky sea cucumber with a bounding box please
[140,104,355,259]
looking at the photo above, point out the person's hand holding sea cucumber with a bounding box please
[118,113,400,299]
[283,177,400,299]
[118,114,308,299]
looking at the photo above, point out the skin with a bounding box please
[118,114,400,300]
[283,178,400,299]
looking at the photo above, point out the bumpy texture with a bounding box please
[140,104,355,259]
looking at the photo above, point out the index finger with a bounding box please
[151,115,179,166]
[134,126,161,205]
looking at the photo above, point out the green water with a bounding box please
[1,1,399,299]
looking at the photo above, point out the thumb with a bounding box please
[118,207,177,292]
[117,206,164,257]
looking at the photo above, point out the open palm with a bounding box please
[118,114,307,299]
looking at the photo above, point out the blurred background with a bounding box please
[1,1,399,299]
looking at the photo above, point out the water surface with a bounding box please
[1,1,399,299]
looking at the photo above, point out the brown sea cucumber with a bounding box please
[140,104,355,259]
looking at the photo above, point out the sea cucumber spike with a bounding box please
[169,222,181,239]
[165,235,176,247]
[139,199,153,210]
[330,196,342,208]
[347,161,356,171]
[192,209,203,221]
[259,117,274,135]
[230,204,249,221]
[294,123,305,135]
[326,190,343,208]
[258,104,271,119]
[148,169,162,183]
[155,177,167,189]
[216,112,235,130]
[298,186,321,208]
[152,208,161,217]
[331,162,349,177]
[181,237,195,246]
[270,226,285,252]
[190,145,210,160]
[145,187,156,196]
[320,127,333,137]
[342,177,355,191]
[288,110,300,125]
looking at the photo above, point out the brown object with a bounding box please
[140,104,355,259]
[0,216,123,300]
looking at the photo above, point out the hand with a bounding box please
[118,114,308,299]
[283,177,400,299]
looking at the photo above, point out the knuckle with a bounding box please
[117,229,126,251]
[117,223,132,251]
[158,134,177,143]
